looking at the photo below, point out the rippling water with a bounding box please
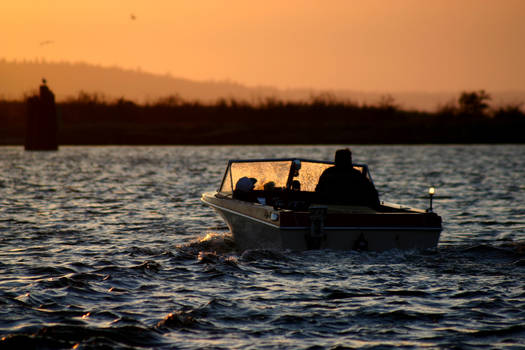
[1,145,524,349]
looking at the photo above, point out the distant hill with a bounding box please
[2,59,524,111]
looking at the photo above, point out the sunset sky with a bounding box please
[2,0,524,92]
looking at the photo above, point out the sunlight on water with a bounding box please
[0,145,523,349]
[199,232,219,243]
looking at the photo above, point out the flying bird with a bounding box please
[39,40,54,46]
[130,14,136,20]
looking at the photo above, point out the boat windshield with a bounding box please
[220,160,292,193]
[219,159,370,194]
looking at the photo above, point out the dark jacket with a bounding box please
[315,166,379,207]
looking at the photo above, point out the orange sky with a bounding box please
[2,0,524,92]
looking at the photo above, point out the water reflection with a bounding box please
[0,145,523,349]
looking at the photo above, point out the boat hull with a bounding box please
[202,192,442,252]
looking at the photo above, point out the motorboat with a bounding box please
[201,158,442,252]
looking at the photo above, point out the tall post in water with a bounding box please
[25,79,58,151]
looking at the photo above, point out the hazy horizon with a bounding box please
[2,1,524,94]
[3,59,525,112]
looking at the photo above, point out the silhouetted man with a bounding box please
[315,149,379,207]
[233,177,258,202]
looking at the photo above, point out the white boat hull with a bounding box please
[202,192,441,252]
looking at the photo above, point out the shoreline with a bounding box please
[2,98,524,146]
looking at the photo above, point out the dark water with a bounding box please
[1,145,524,349]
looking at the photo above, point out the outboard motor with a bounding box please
[353,233,369,251]
[306,206,327,249]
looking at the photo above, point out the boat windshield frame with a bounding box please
[218,158,373,194]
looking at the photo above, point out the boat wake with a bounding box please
[176,232,296,265]
[177,232,236,257]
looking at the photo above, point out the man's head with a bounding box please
[335,148,352,168]
[235,177,257,191]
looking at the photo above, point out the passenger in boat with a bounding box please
[263,181,276,191]
[291,180,301,191]
[315,149,379,207]
[233,177,258,202]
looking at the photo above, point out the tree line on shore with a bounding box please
[1,90,523,145]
